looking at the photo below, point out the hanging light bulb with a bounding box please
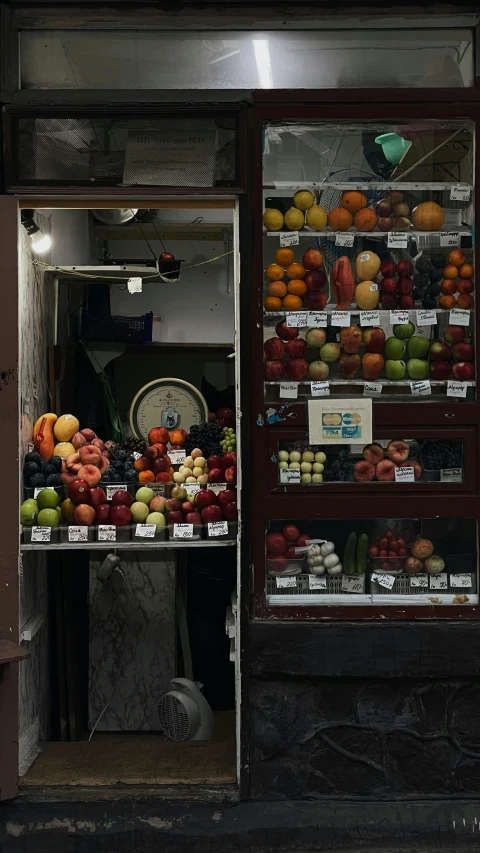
[21,210,52,254]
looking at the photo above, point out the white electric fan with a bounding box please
[158,678,213,741]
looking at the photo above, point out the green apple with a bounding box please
[146,512,166,529]
[385,359,406,380]
[393,322,415,341]
[37,488,59,511]
[135,487,155,505]
[131,501,150,522]
[20,499,38,527]
[384,337,405,360]
[407,358,429,379]
[37,508,60,528]
[407,336,431,359]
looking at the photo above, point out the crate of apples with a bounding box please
[368,529,408,574]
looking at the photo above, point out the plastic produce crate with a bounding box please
[370,571,477,595]
[266,573,366,595]
[81,310,153,344]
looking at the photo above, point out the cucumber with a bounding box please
[343,532,357,574]
[356,533,369,575]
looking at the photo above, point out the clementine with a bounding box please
[459,263,474,280]
[282,294,303,311]
[340,190,367,214]
[447,249,465,268]
[264,296,283,311]
[286,263,306,280]
[287,279,308,297]
[275,247,295,266]
[265,263,285,281]
[441,279,457,295]
[353,208,378,232]
[457,293,474,309]
[327,207,353,231]
[267,281,287,298]
[439,294,456,310]
[443,264,459,280]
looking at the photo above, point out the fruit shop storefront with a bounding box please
[3,8,480,852]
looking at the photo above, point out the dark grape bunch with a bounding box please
[420,440,462,470]
[323,448,353,482]
[23,451,62,488]
[102,447,138,483]
[185,422,223,457]
[117,437,146,456]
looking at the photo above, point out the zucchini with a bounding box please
[356,533,369,575]
[343,532,357,574]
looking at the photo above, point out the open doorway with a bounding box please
[17,201,240,791]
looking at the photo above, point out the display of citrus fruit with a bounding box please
[340,190,367,214]
[287,279,307,297]
[293,190,315,211]
[411,201,444,231]
[264,296,283,311]
[265,263,285,281]
[263,208,284,231]
[284,207,305,230]
[354,208,378,232]
[275,247,295,266]
[267,281,287,298]
[305,204,327,231]
[286,263,306,280]
[327,207,353,231]
[282,294,303,310]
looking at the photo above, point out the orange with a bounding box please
[354,208,378,232]
[264,296,283,311]
[340,190,367,214]
[286,263,306,280]
[459,263,474,280]
[275,248,295,266]
[411,201,444,231]
[282,294,303,310]
[457,293,474,309]
[439,294,456,309]
[265,263,285,281]
[267,281,287,298]
[287,279,307,297]
[139,470,155,483]
[443,264,459,280]
[327,207,353,231]
[448,249,465,268]
[441,279,457,295]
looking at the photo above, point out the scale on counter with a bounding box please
[129,378,209,441]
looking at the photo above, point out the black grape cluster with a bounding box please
[185,423,223,457]
[102,448,138,483]
[323,449,352,483]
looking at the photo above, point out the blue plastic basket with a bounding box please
[81,311,153,344]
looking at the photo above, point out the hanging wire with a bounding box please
[33,250,233,283]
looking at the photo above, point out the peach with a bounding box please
[191,448,203,460]
[80,428,96,442]
[72,432,87,449]
[134,456,150,472]
[353,460,376,482]
[66,452,82,474]
[387,440,410,464]
[92,437,105,451]
[400,460,422,479]
[363,443,385,465]
[77,464,102,486]
[79,445,102,467]
[156,472,173,483]
[139,470,155,483]
[150,496,167,513]
[376,459,397,481]
[97,455,110,475]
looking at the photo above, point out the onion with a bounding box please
[411,538,434,560]
[424,554,445,575]
[405,556,424,576]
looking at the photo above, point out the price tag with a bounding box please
[390,311,409,325]
[68,526,88,542]
[450,186,470,201]
[98,525,116,542]
[209,483,228,495]
[207,520,229,537]
[276,576,297,588]
[106,484,127,500]
[311,381,330,397]
[169,449,186,465]
[341,574,365,593]
[363,382,383,397]
[416,309,437,326]
[150,483,167,496]
[429,573,448,590]
[449,308,470,326]
[331,311,350,327]
[395,466,415,483]
[132,451,142,460]
[279,468,301,484]
[440,468,463,483]
[450,573,472,588]
[127,277,143,294]
[135,524,156,538]
[388,232,408,248]
[360,310,380,327]
[185,483,201,495]
[173,523,193,539]
[440,231,460,248]
[31,526,51,542]
[279,383,298,399]
[286,312,308,328]
[410,573,428,588]
[33,486,55,499]
[410,380,431,396]
[447,380,468,398]
[306,312,327,327]
[335,232,354,247]
[371,572,395,590]
[308,574,327,590]
[279,231,299,247]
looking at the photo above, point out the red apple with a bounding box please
[73,504,95,525]
[430,361,452,380]
[376,200,393,218]
[208,468,225,483]
[453,361,475,380]
[182,502,195,514]
[264,337,285,360]
[160,251,175,261]
[452,341,474,362]
[165,498,182,513]
[284,358,308,380]
[397,277,413,295]
[216,408,235,425]
[89,487,107,508]
[225,466,237,484]
[109,505,131,526]
[304,291,328,310]
[380,259,396,277]
[429,340,452,361]
[111,490,134,507]
[380,277,397,295]
[201,505,224,523]
[304,270,326,291]
[95,504,111,524]
[195,489,217,510]
[275,321,299,341]
[286,339,307,358]
[207,455,224,471]
[283,524,300,542]
[285,545,297,559]
[185,512,202,525]
[378,217,393,232]
[380,294,398,309]
[266,532,287,555]
[133,456,150,472]
[152,457,171,475]
[302,248,323,270]
[444,325,466,344]
[363,328,386,354]
[148,426,170,445]
[265,360,284,380]
[223,451,237,468]
[68,479,91,506]
[223,502,238,521]
[398,294,415,310]
[217,489,237,508]
[168,510,185,525]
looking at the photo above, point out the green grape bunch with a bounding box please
[221,426,236,454]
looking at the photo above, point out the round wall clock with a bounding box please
[129,378,209,441]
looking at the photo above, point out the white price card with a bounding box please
[335,231,354,247]
[410,573,428,588]
[450,573,472,588]
[449,308,470,326]
[279,231,299,247]
[416,309,437,326]
[360,310,380,327]
[306,312,327,327]
[207,520,229,537]
[311,381,330,397]
[363,382,383,397]
[276,576,297,588]
[440,232,460,248]
[447,380,468,398]
[429,573,448,591]
[209,482,228,495]
[127,277,142,294]
[150,483,167,496]
[173,523,193,539]
[106,484,127,500]
[286,312,308,328]
[395,466,415,483]
[31,526,51,542]
[371,572,395,590]
[132,451,142,460]
[440,468,463,483]
[450,186,470,201]
[185,483,201,495]
[331,311,350,327]
[390,311,410,325]
[308,574,327,590]
[135,524,156,538]
[280,468,301,484]
[279,383,298,399]
[169,449,186,465]
[98,525,116,542]
[341,574,365,593]
[68,526,88,542]
[388,231,408,248]
[33,486,55,499]
[410,380,431,396]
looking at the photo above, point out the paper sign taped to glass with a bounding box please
[308,398,372,445]
[123,129,217,186]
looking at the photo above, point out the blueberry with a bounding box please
[25,451,42,465]
[46,473,62,486]
[30,473,46,487]
[116,449,127,461]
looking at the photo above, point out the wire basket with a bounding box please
[81,310,153,344]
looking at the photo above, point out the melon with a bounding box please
[411,201,444,232]
[355,281,380,310]
[355,251,381,281]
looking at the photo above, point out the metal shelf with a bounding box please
[264,308,472,321]
[264,227,472,239]
[94,223,232,242]
[264,379,475,388]
[20,540,237,551]
[263,182,473,192]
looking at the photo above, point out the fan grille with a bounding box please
[158,693,190,741]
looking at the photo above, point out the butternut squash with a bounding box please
[33,413,57,460]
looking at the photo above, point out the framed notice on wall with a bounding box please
[123,128,217,186]
[308,398,372,445]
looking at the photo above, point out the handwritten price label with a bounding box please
[440,231,460,248]
[68,526,88,542]
[410,380,431,396]
[449,308,470,326]
[209,483,228,495]
[207,521,229,537]
[410,573,428,588]
[416,309,437,326]
[440,468,463,483]
[335,232,354,247]
[98,525,116,542]
[169,449,186,465]
[331,311,350,327]
[280,468,301,484]
[306,312,327,327]
[286,312,308,328]
[371,572,395,590]
[127,277,142,293]
[106,484,127,500]
[395,466,415,483]
[276,576,297,588]
[450,186,470,201]
[360,310,380,326]
[308,574,327,590]
[447,381,468,398]
[173,524,193,539]
[31,526,51,542]
[135,524,156,538]
[341,575,365,593]
[387,232,408,248]
[279,383,298,399]
[279,231,299,247]
[311,381,330,397]
[450,573,472,588]
[429,573,448,590]
[390,311,409,325]
[363,382,382,397]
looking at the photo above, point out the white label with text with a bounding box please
[106,484,127,500]
[440,468,463,483]
[31,526,51,542]
[335,231,354,247]
[209,483,228,495]
[127,277,143,294]
[449,308,470,326]
[173,524,193,539]
[308,574,327,590]
[395,466,415,483]
[207,521,229,537]
[450,186,470,201]
[276,576,297,588]
[331,311,350,327]
[98,525,116,542]
[280,468,301,484]
[388,232,408,248]
[447,380,468,398]
[416,309,437,326]
[135,524,156,538]
[360,310,380,327]
[279,383,298,399]
[185,483,201,495]
[429,573,448,591]
[410,573,428,588]
[169,449,186,465]
[371,572,395,590]
[450,573,472,588]
[311,381,330,397]
[390,311,410,325]
[279,231,299,247]
[286,312,308,328]
[363,382,383,397]
[410,380,431,396]
[68,526,88,542]
[341,574,365,593]
[440,231,460,248]
[306,312,327,327]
